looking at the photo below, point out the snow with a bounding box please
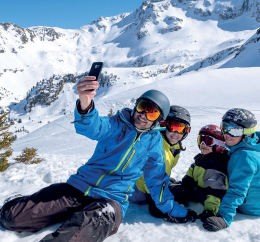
[1,0,260,241]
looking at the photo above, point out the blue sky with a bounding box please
[0,0,144,29]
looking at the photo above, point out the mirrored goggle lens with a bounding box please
[198,135,214,146]
[221,121,243,137]
[166,121,190,134]
[136,99,161,121]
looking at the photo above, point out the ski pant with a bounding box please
[0,183,122,242]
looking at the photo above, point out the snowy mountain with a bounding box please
[0,1,260,241]
[1,0,260,105]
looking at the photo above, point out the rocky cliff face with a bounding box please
[0,23,67,54]
[168,0,260,22]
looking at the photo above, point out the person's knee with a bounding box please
[0,206,15,230]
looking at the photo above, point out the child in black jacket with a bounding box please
[169,125,230,221]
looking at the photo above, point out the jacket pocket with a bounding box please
[203,169,227,190]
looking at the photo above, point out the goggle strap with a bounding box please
[244,125,257,135]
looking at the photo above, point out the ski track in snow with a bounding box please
[1,106,260,242]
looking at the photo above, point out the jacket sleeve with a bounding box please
[204,195,221,215]
[73,100,118,141]
[181,164,197,191]
[218,151,257,226]
[144,137,188,218]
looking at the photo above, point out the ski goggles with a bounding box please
[220,121,244,137]
[136,99,162,121]
[165,120,191,134]
[198,135,226,148]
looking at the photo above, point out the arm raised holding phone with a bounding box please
[76,76,99,110]
[76,62,103,111]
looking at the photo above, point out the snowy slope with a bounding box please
[1,67,260,242]
[221,27,260,67]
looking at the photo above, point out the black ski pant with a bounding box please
[0,183,122,242]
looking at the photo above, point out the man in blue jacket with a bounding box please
[0,76,196,242]
[203,108,260,232]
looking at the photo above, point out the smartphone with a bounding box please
[87,62,103,91]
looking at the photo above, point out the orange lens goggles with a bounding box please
[136,99,161,121]
[166,120,190,134]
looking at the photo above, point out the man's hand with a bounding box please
[76,76,99,110]
[203,215,228,232]
[163,209,198,224]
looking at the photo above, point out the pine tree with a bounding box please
[0,112,14,172]
[107,108,115,117]
[14,147,42,164]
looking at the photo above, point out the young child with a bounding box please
[170,125,230,221]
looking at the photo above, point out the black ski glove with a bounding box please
[198,210,215,222]
[163,209,198,224]
[203,215,228,232]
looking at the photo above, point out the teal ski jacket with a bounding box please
[218,132,260,226]
[67,102,187,218]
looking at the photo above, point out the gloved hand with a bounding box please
[163,209,198,224]
[203,215,228,232]
[198,210,215,222]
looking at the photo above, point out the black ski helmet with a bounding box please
[135,89,170,120]
[222,108,257,136]
[165,105,191,140]
[167,105,191,126]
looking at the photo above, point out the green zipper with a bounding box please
[159,183,166,203]
[122,149,136,172]
[85,132,138,196]
[126,184,131,193]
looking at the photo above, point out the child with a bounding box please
[170,125,230,221]
[203,109,260,232]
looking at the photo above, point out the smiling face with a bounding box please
[133,111,154,130]
[223,133,243,146]
[200,143,213,155]
[165,129,184,145]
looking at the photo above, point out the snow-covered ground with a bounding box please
[1,67,260,242]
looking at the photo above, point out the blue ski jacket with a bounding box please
[67,102,187,218]
[218,132,260,226]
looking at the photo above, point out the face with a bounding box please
[165,129,184,145]
[223,133,243,146]
[133,111,154,130]
[200,143,213,155]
